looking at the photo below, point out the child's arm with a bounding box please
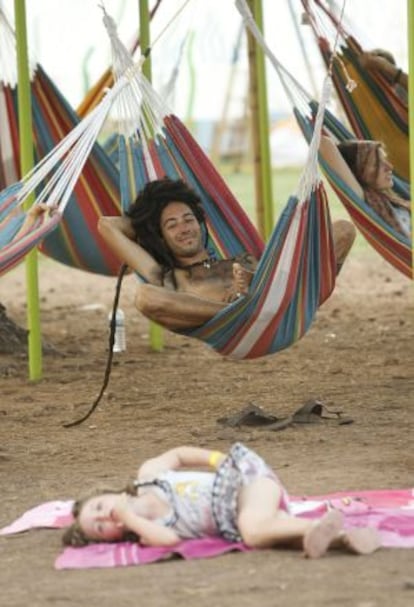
[138,446,226,479]
[112,498,180,546]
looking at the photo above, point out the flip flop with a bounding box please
[217,402,281,428]
[303,510,344,558]
[289,399,353,426]
[217,400,353,432]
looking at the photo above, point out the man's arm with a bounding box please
[98,215,163,284]
[138,446,226,479]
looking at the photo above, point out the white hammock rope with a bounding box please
[301,0,357,93]
[101,8,175,183]
[6,69,137,216]
[234,0,334,202]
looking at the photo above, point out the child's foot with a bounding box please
[232,262,254,296]
[341,527,381,555]
[303,510,344,558]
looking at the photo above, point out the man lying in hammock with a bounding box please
[98,177,356,330]
[319,136,411,239]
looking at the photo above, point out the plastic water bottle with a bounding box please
[109,308,126,352]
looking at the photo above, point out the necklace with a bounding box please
[177,255,217,271]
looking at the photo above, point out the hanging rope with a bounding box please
[62,263,129,428]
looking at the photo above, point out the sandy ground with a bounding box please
[0,247,413,607]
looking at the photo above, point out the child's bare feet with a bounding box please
[303,510,344,558]
[232,262,254,296]
[340,527,381,555]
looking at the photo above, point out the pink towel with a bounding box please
[1,489,413,569]
[55,537,249,569]
[0,501,74,535]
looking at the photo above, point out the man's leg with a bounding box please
[135,283,226,330]
[332,220,357,275]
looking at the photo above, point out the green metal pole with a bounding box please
[139,0,163,351]
[246,0,273,239]
[184,31,196,130]
[14,0,42,379]
[408,0,414,279]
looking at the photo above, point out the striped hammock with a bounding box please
[296,106,412,279]
[300,0,409,182]
[104,8,336,359]
[0,7,122,275]
[235,0,411,279]
[0,69,136,278]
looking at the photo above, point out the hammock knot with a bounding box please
[345,79,357,93]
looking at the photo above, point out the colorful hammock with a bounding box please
[104,8,336,360]
[0,8,122,275]
[300,0,409,182]
[235,0,411,279]
[0,70,134,277]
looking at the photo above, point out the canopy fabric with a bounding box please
[300,0,409,182]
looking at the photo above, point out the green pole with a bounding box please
[184,31,196,130]
[408,0,414,279]
[246,0,273,239]
[14,0,42,379]
[139,0,163,351]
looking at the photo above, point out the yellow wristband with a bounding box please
[209,450,224,469]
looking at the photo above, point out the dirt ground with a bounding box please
[0,246,413,607]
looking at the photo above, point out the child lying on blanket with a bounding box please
[62,443,380,559]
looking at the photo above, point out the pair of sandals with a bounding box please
[303,509,381,558]
[218,400,353,431]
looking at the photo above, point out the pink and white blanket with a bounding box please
[1,489,414,569]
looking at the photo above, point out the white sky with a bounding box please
[0,0,408,120]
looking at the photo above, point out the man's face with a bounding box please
[160,202,204,261]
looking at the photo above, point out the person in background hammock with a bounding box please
[62,441,381,559]
[319,136,411,239]
[359,50,408,104]
[98,177,356,330]
[9,202,58,241]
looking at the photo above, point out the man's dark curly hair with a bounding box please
[125,177,207,269]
